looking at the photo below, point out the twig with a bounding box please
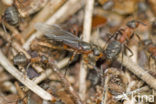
[4,23,25,44]
[49,61,83,104]
[22,0,66,39]
[114,86,149,100]
[148,0,156,16]
[30,57,69,85]
[91,30,156,90]
[79,0,95,101]
[0,50,55,101]
[117,54,156,90]
[23,0,83,50]
[0,30,44,73]
[15,82,27,104]
[102,75,110,104]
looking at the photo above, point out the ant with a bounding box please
[34,23,105,68]
[101,40,121,82]
[3,6,19,26]
[1,0,23,27]
[13,52,49,71]
[0,0,26,45]
[105,20,146,59]
[34,23,123,78]
[142,39,156,68]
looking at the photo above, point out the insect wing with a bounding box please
[35,23,82,49]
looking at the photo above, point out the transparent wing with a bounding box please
[35,23,81,41]
[35,23,81,49]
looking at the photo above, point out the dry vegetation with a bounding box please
[0,0,156,104]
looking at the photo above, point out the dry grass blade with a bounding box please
[117,54,156,90]
[49,62,83,104]
[79,0,95,101]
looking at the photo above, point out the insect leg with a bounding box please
[64,51,77,76]
[134,32,141,41]
[124,44,134,57]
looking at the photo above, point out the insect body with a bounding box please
[13,52,27,66]
[3,6,19,26]
[34,23,104,62]
[102,40,122,69]
[105,20,146,57]
[105,40,121,60]
[13,52,49,68]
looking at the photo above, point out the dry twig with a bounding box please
[79,0,95,101]
[49,61,83,104]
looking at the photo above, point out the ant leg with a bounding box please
[129,32,134,39]
[115,29,124,39]
[124,44,133,57]
[135,33,141,41]
[64,52,77,76]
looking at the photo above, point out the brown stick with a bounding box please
[49,62,84,104]
[117,54,156,90]
[79,0,95,101]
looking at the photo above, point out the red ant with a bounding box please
[105,20,146,57]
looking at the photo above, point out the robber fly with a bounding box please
[34,23,104,63]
